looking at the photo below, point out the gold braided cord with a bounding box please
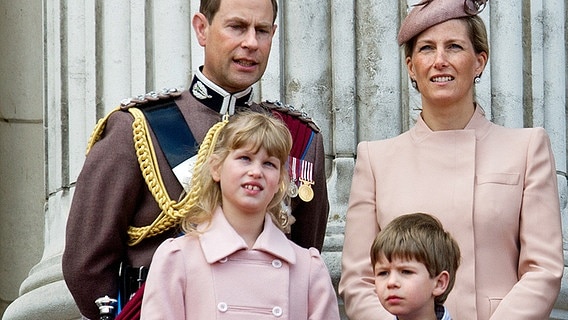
[126,107,186,245]
[126,110,229,246]
[86,106,121,155]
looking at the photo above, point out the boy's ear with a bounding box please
[432,270,450,297]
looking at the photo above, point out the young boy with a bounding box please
[370,213,460,320]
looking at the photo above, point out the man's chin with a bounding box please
[230,75,261,91]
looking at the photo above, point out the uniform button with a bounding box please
[271,259,282,268]
[219,257,228,263]
[272,306,283,317]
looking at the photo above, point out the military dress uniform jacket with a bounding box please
[141,207,340,320]
[339,106,563,320]
[62,76,329,320]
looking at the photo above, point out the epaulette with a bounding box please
[86,88,183,154]
[119,87,183,110]
[259,100,320,162]
[260,100,321,133]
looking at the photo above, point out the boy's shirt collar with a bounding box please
[394,304,452,320]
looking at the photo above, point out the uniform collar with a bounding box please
[199,207,297,265]
[189,66,254,115]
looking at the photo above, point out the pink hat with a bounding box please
[397,0,487,46]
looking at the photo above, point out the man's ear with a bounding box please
[432,270,449,297]
[192,12,209,47]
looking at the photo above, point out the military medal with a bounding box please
[278,198,296,233]
[279,200,292,230]
[298,160,314,202]
[287,156,299,197]
[298,180,314,202]
[288,182,299,198]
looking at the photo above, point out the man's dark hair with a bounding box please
[200,0,278,23]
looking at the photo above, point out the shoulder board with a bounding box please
[260,100,321,133]
[119,87,183,110]
[86,88,183,155]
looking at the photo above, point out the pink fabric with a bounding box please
[339,107,563,319]
[398,0,472,45]
[141,208,340,319]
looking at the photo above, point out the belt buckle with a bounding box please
[136,266,147,287]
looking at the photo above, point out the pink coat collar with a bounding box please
[198,207,297,265]
[412,104,493,142]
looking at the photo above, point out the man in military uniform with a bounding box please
[62,0,329,319]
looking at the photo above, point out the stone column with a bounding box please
[3,0,97,318]
[544,0,568,317]
[0,1,45,317]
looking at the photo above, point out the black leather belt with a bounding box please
[119,265,148,308]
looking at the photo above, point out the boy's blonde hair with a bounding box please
[370,213,461,304]
[181,110,292,234]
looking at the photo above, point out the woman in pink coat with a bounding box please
[339,0,563,319]
[141,111,340,319]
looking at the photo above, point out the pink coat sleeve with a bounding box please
[489,128,563,319]
[338,141,393,319]
[307,247,341,319]
[141,239,187,319]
